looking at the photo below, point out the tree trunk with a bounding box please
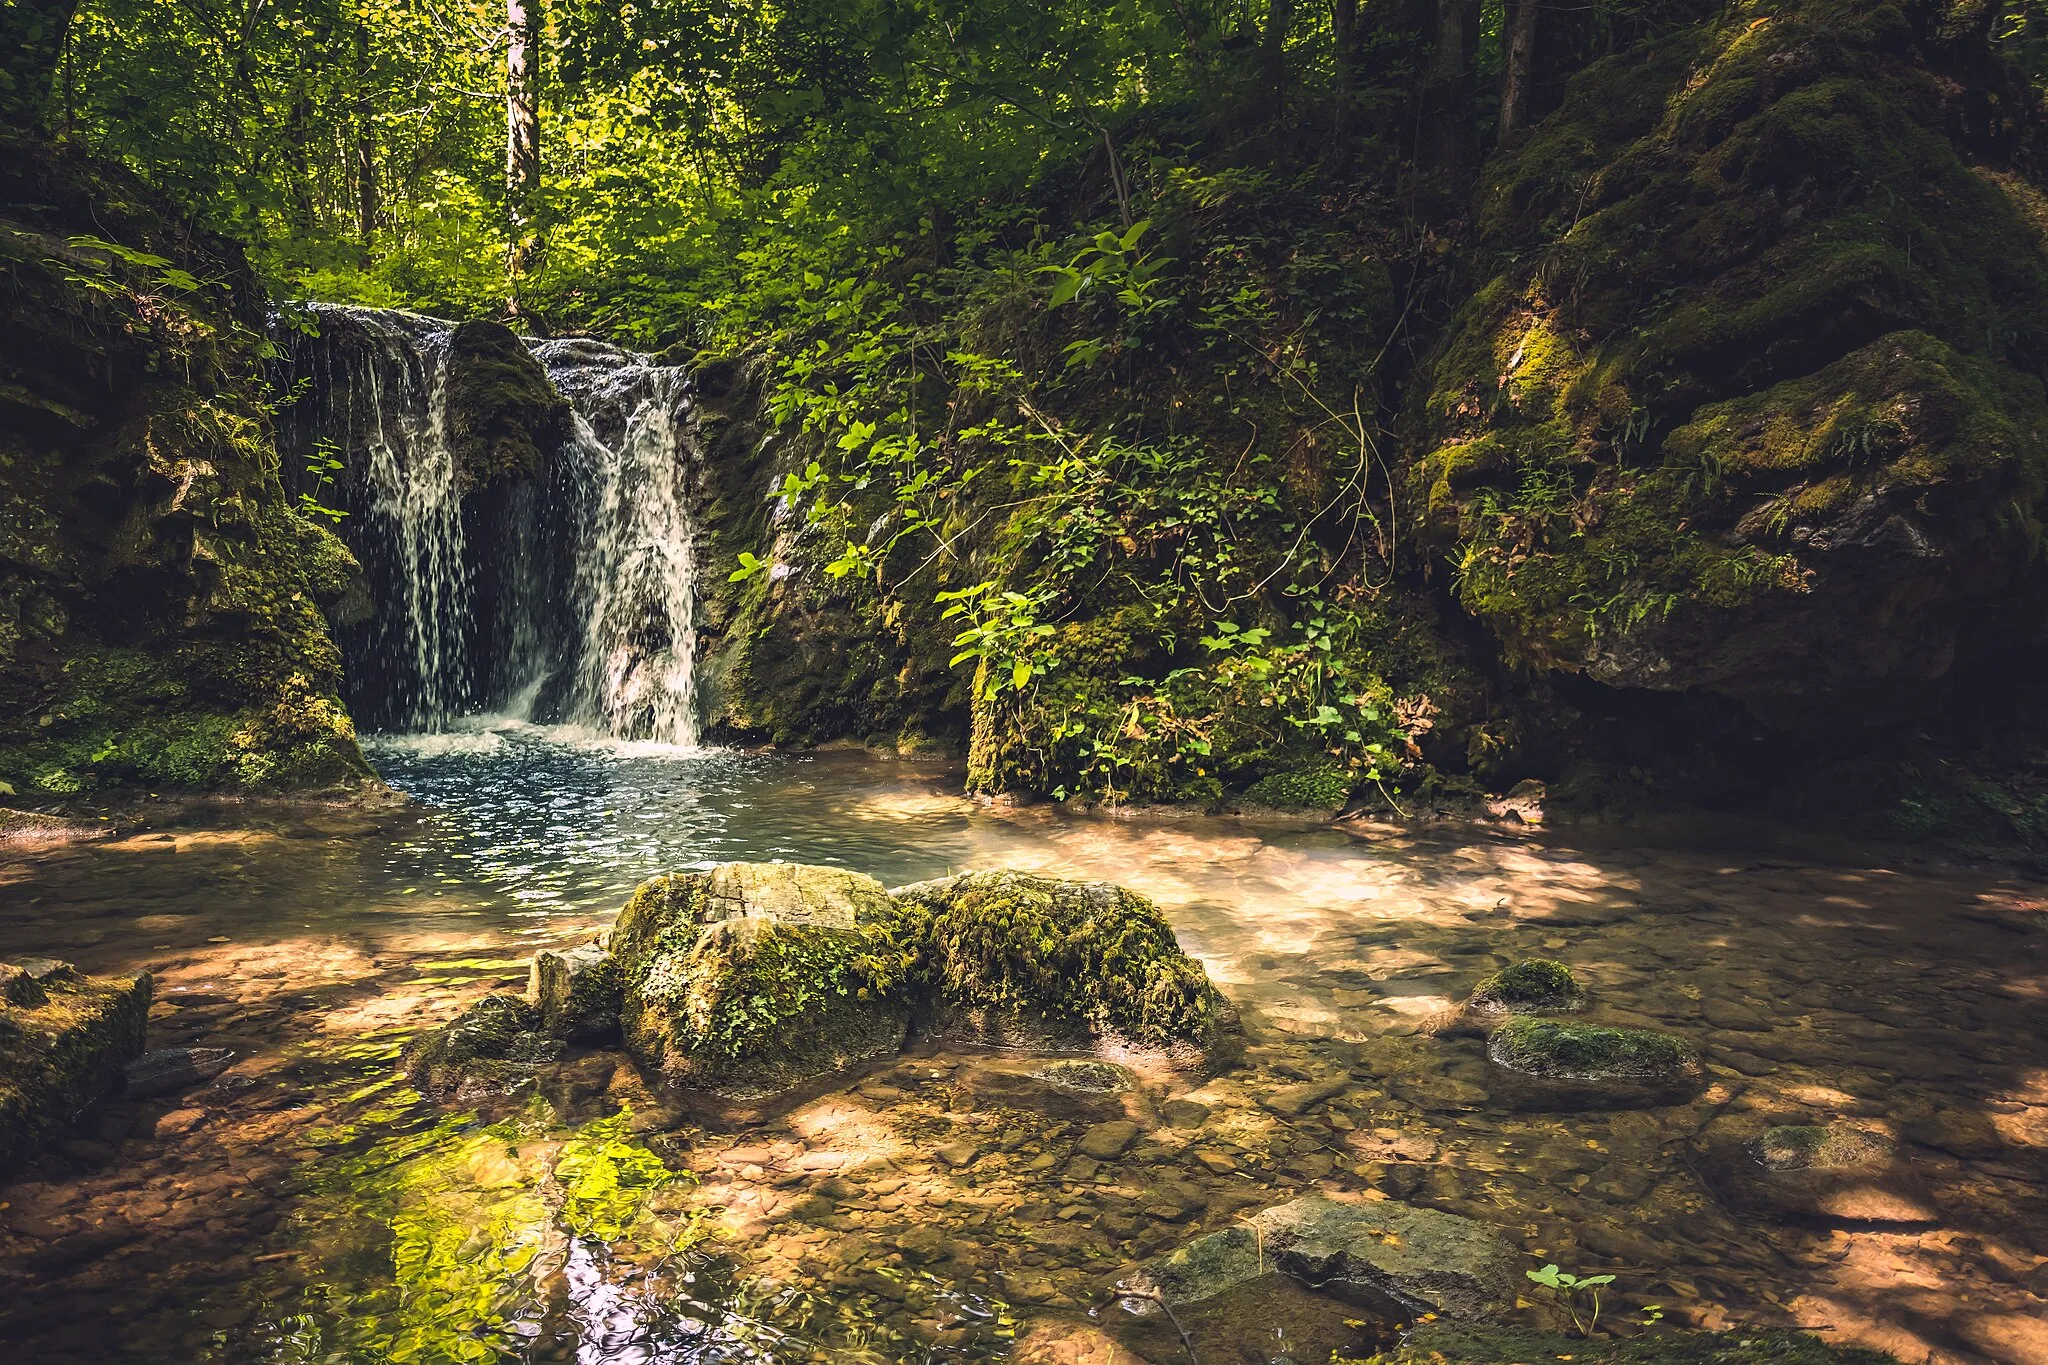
[355,23,378,250]
[505,0,542,212]
[1499,0,1540,144]
[1264,0,1293,98]
[1418,0,1480,189]
[2,0,82,129]
[1331,0,1357,90]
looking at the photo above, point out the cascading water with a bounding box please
[278,306,703,746]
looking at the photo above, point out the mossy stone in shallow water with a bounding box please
[401,994,565,1098]
[528,941,622,1041]
[0,960,151,1170]
[1466,958,1586,1014]
[1367,1321,1898,1363]
[1695,1116,1937,1226]
[610,863,916,1103]
[1486,1016,1702,1109]
[891,870,1231,1059]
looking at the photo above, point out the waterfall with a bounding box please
[279,306,703,747]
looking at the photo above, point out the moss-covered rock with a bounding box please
[1240,763,1356,813]
[1466,959,1588,1015]
[443,319,568,490]
[400,994,565,1098]
[1695,1116,1938,1225]
[1486,1016,1702,1109]
[0,958,151,1170]
[1363,1321,1896,1364]
[891,870,1232,1060]
[528,940,622,1041]
[1407,0,2048,730]
[608,863,916,1102]
[0,133,372,796]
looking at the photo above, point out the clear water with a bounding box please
[2,732,2046,1364]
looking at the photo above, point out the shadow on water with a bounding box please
[1,732,2045,1363]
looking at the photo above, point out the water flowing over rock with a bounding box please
[278,307,703,744]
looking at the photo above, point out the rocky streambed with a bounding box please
[1,748,2045,1364]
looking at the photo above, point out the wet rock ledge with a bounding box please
[0,959,150,1170]
[405,863,1237,1114]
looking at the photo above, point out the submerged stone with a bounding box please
[890,870,1233,1061]
[401,994,565,1098]
[1129,1193,1520,1321]
[1699,1118,1938,1226]
[0,959,151,1170]
[528,940,622,1041]
[1465,959,1586,1015]
[122,1046,235,1098]
[1486,1017,1702,1109]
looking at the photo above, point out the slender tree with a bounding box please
[506,0,542,209]
[1499,0,1539,143]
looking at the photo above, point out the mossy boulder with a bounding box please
[1466,959,1587,1015]
[1131,1193,1522,1321]
[528,940,622,1041]
[1486,1016,1702,1109]
[442,319,569,490]
[1367,1321,1897,1364]
[1240,763,1356,813]
[608,863,916,1102]
[1407,0,2048,731]
[400,994,565,1099]
[891,870,1232,1060]
[1695,1116,1938,1225]
[0,134,372,796]
[0,958,151,1170]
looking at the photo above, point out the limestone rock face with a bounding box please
[609,863,912,1103]
[528,940,622,1040]
[890,870,1231,1059]
[0,958,151,1170]
[1132,1193,1521,1321]
[0,135,371,797]
[443,319,569,489]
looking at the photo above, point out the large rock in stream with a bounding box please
[1126,1193,1521,1321]
[0,959,151,1169]
[608,863,916,1102]
[399,861,1234,1113]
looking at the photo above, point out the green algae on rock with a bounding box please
[1486,1016,1702,1109]
[0,958,151,1170]
[891,869,1231,1059]
[1466,958,1588,1015]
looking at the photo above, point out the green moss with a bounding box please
[1362,1321,1896,1364]
[1489,1017,1696,1079]
[1242,763,1355,811]
[894,870,1227,1054]
[400,994,563,1096]
[0,963,152,1170]
[1753,1123,1891,1172]
[442,320,569,489]
[1407,0,2048,699]
[1467,958,1587,1013]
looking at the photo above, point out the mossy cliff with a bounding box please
[1410,0,2048,729]
[0,135,373,797]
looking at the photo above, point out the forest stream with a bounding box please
[3,734,2045,1364]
